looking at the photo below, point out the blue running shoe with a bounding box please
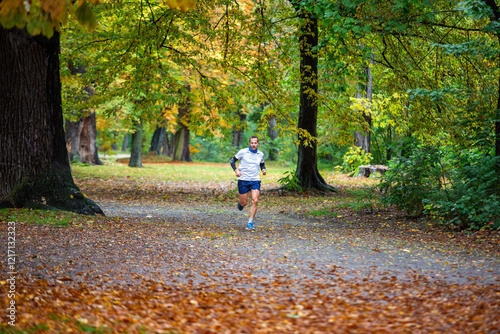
[246,222,254,230]
[238,203,243,211]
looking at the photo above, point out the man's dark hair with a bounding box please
[249,135,259,142]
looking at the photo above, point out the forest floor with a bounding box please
[1,163,499,333]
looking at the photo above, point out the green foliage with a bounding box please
[379,141,447,217]
[191,136,234,163]
[380,142,500,230]
[341,146,372,176]
[423,152,500,230]
[277,171,303,192]
[0,208,81,226]
[318,144,347,166]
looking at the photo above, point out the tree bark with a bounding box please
[173,96,192,162]
[65,118,83,163]
[233,110,247,148]
[174,126,192,161]
[128,118,143,167]
[150,125,166,155]
[295,9,335,192]
[0,27,103,215]
[354,61,373,154]
[121,134,129,152]
[268,115,279,161]
[65,62,102,165]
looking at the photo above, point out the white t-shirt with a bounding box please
[235,148,265,181]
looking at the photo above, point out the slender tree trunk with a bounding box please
[128,118,143,168]
[295,9,334,192]
[0,27,103,214]
[233,110,247,148]
[354,61,373,154]
[268,115,279,161]
[121,134,129,152]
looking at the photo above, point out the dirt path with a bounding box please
[3,192,499,333]
[99,200,499,284]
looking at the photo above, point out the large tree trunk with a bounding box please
[173,98,192,162]
[65,118,83,163]
[164,133,175,158]
[174,126,191,161]
[66,112,102,165]
[0,27,103,215]
[128,118,143,168]
[65,62,102,165]
[150,125,166,155]
[295,9,335,192]
[354,61,373,154]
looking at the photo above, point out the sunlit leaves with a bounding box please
[0,0,99,37]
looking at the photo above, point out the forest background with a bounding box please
[1,0,499,230]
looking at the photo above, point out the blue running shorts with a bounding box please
[238,180,261,194]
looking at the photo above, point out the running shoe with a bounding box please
[246,222,254,230]
[238,203,243,211]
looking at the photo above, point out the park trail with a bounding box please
[2,185,499,333]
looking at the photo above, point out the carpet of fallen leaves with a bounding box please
[1,165,499,333]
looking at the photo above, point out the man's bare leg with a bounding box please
[249,189,260,219]
[239,192,248,208]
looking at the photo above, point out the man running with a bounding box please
[230,136,266,230]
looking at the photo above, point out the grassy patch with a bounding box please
[0,208,88,226]
[309,209,338,217]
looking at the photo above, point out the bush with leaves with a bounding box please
[379,142,446,217]
[277,170,303,192]
[380,141,499,230]
[423,151,500,230]
[341,146,372,176]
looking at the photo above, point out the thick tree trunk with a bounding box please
[174,126,192,161]
[65,62,102,165]
[65,118,83,163]
[164,133,175,158]
[0,27,103,215]
[128,118,143,168]
[65,114,102,165]
[150,126,166,155]
[295,10,335,192]
[173,102,192,162]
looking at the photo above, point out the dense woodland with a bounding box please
[1,0,499,230]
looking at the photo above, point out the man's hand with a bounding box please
[262,169,266,176]
[235,169,242,177]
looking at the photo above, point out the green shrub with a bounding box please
[379,142,447,216]
[423,152,500,230]
[379,141,500,230]
[341,146,372,176]
[277,170,303,192]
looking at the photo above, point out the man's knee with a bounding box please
[252,197,258,206]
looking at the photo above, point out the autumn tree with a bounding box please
[0,27,103,214]
[0,0,195,213]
